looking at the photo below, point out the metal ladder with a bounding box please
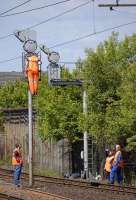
[88,138,97,177]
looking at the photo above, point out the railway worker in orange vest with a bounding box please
[104,151,114,182]
[25,54,39,95]
[110,144,124,185]
[12,144,23,187]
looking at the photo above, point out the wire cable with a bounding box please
[0,0,32,16]
[0,56,21,64]
[0,33,14,40]
[50,19,136,48]
[1,0,72,17]
[0,1,90,40]
[1,18,136,65]
[1,18,136,64]
[28,1,90,29]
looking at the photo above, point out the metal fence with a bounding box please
[0,134,6,160]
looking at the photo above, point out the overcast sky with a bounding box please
[0,0,136,71]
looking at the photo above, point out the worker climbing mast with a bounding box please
[14,29,41,186]
[24,53,41,95]
[14,30,41,95]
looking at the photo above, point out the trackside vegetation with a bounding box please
[0,32,136,151]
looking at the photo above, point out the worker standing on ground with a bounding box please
[110,144,124,185]
[12,144,23,187]
[25,53,39,95]
[104,151,114,182]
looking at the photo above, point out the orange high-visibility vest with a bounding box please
[27,55,39,72]
[12,149,23,166]
[104,156,114,172]
[12,157,23,166]
[26,55,39,95]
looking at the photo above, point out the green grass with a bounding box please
[0,158,11,167]
[0,160,5,166]
[34,167,61,177]
[0,160,61,178]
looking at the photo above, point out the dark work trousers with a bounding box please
[14,165,22,186]
[105,171,110,182]
[110,166,123,185]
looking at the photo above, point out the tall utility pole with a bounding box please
[83,90,88,179]
[40,45,89,178]
[14,30,40,187]
[28,90,33,186]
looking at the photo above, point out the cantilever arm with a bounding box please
[39,44,51,55]
[98,3,136,7]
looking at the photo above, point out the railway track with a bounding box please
[35,174,136,195]
[25,188,72,200]
[0,184,72,200]
[0,192,24,200]
[0,168,136,196]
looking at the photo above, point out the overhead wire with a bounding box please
[0,33,14,40]
[1,18,136,64]
[0,0,72,17]
[50,19,136,48]
[28,1,90,29]
[0,1,90,40]
[0,56,21,64]
[0,0,32,16]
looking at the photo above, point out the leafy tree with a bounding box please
[36,71,82,141]
[0,81,27,108]
[117,62,136,150]
[0,33,136,151]
[78,32,136,151]
[79,33,121,146]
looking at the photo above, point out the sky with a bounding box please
[0,0,136,72]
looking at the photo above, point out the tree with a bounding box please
[0,81,27,108]
[36,70,82,141]
[1,33,136,151]
[117,62,136,151]
[79,33,121,146]
[79,32,136,150]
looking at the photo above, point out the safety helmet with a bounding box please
[115,144,121,151]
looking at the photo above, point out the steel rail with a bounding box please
[0,168,136,196]
[0,192,24,200]
[0,185,71,200]
[25,188,72,200]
